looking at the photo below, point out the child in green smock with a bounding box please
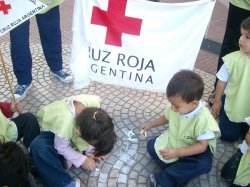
[141,70,220,187]
[211,17,250,142]
[30,94,116,187]
[0,101,40,148]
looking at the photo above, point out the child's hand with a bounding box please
[140,123,151,133]
[211,101,221,117]
[159,148,178,160]
[10,101,22,113]
[81,157,96,170]
[94,155,106,162]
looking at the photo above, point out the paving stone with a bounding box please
[0,0,235,186]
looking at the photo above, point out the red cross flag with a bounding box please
[70,0,215,92]
[0,0,47,37]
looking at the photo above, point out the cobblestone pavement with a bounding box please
[0,0,242,186]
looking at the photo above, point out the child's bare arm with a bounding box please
[140,115,168,132]
[245,132,250,146]
[212,80,227,117]
[159,140,208,159]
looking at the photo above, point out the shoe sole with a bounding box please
[50,72,73,84]
[14,84,32,101]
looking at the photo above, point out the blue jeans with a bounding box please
[147,137,213,187]
[30,132,73,187]
[219,96,249,142]
[10,6,63,85]
[12,112,40,148]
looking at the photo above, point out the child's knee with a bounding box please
[220,131,240,142]
[22,112,38,123]
[147,138,156,153]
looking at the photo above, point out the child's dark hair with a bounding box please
[0,141,29,187]
[241,17,250,31]
[166,70,204,103]
[76,107,117,157]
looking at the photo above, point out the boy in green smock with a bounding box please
[141,70,220,187]
[212,17,250,142]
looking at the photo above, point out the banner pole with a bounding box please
[0,48,21,114]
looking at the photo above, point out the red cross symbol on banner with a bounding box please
[91,0,142,47]
[0,0,11,15]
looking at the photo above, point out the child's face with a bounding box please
[239,28,250,56]
[167,95,198,115]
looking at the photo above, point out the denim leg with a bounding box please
[36,6,63,72]
[219,96,249,142]
[147,138,170,169]
[30,132,73,187]
[155,148,213,187]
[12,112,40,148]
[10,20,32,85]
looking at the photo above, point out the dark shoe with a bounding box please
[146,173,160,187]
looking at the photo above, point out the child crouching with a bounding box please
[30,94,116,187]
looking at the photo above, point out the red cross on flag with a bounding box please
[0,0,47,37]
[70,0,215,92]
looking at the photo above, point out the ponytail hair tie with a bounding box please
[93,111,98,120]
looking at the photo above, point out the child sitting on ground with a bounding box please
[141,70,221,187]
[0,141,36,187]
[30,94,117,187]
[211,17,250,142]
[0,101,40,148]
[221,117,250,187]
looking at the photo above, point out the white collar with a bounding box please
[181,100,203,119]
[67,99,76,117]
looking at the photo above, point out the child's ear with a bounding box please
[191,100,199,107]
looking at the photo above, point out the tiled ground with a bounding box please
[0,0,242,186]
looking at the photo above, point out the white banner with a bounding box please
[0,0,47,37]
[70,0,215,92]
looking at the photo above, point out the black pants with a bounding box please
[214,3,250,88]
[12,112,40,148]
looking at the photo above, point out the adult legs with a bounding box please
[30,132,73,187]
[10,20,32,85]
[36,6,62,72]
[12,112,40,148]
